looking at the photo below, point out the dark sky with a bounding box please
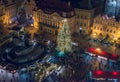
[61,0,103,9]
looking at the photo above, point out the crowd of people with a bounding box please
[84,53,119,71]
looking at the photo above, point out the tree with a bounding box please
[57,19,72,53]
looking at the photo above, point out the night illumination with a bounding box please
[57,19,72,52]
[0,0,120,82]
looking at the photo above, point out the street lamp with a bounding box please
[96,48,101,51]
[95,48,101,54]
[79,27,82,34]
[9,20,12,23]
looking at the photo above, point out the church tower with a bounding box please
[104,0,116,16]
[25,0,36,15]
[115,0,120,18]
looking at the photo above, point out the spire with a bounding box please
[104,0,116,16]
[68,1,71,6]
[88,0,92,9]
[116,0,120,17]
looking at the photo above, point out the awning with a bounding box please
[86,48,119,61]
[92,70,120,79]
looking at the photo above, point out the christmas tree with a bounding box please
[57,19,72,53]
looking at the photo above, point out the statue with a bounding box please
[16,0,27,24]
[16,0,26,14]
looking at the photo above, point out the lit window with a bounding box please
[107,29,109,32]
[110,30,112,33]
[114,31,115,33]
[81,16,83,18]
[94,26,96,29]
[84,23,86,26]
[84,16,87,19]
[97,27,99,30]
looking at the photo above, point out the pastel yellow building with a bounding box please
[33,0,75,41]
[0,0,16,24]
[0,1,5,23]
[75,8,94,33]
[2,0,119,45]
[91,15,120,41]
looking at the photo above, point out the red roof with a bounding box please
[87,48,119,61]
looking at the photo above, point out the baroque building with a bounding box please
[73,0,104,34]
[2,0,120,43]
[0,0,16,24]
[91,15,120,41]
[0,0,5,23]
[25,0,36,15]
[32,0,103,41]
[75,8,94,33]
[33,0,75,41]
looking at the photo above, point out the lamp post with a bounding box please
[79,27,82,34]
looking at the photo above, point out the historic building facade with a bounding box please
[0,0,16,24]
[0,1,5,23]
[2,0,120,42]
[75,8,94,33]
[25,0,36,15]
[91,15,120,41]
[33,0,75,41]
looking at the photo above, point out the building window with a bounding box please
[110,30,112,33]
[114,31,115,33]
[94,26,96,29]
[113,24,115,26]
[84,23,86,27]
[81,23,83,26]
[81,16,83,18]
[97,27,99,30]
[107,29,109,32]
[77,15,79,18]
[55,30,58,35]
[84,16,87,19]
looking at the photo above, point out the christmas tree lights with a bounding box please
[57,19,72,53]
